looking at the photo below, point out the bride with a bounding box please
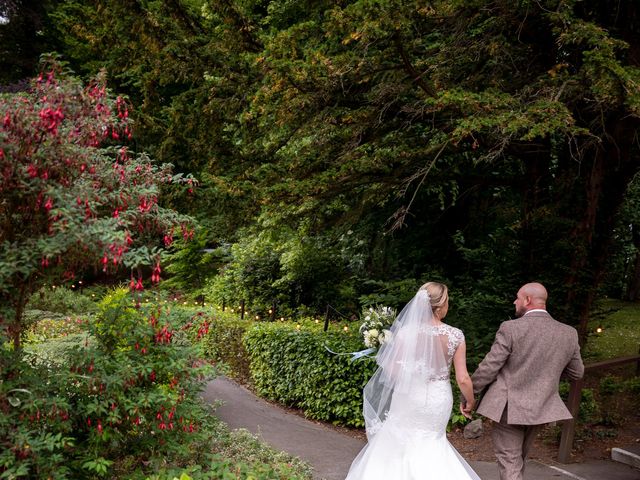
[345,282,480,480]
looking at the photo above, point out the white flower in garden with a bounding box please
[368,328,379,338]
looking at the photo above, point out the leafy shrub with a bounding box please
[244,322,376,426]
[26,286,98,316]
[625,377,640,396]
[1,288,216,478]
[23,333,90,368]
[161,233,229,295]
[205,228,354,317]
[599,375,625,396]
[207,420,312,480]
[358,278,421,309]
[196,312,254,384]
[559,382,601,424]
[137,417,312,480]
[23,314,87,344]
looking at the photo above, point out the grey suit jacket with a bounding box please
[471,311,584,425]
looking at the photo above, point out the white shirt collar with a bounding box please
[524,309,548,316]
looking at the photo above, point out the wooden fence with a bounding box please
[557,349,640,463]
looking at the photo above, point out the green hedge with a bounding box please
[243,322,375,427]
[198,312,254,384]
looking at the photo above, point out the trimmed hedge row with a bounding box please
[198,314,376,427]
[243,322,376,427]
[198,313,253,384]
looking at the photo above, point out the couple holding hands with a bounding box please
[345,282,584,480]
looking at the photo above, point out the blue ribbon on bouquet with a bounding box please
[324,344,377,362]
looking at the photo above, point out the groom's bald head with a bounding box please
[514,282,547,317]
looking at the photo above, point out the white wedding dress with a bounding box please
[345,323,480,480]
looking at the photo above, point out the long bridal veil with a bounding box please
[362,288,448,440]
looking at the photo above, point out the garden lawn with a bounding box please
[584,299,640,361]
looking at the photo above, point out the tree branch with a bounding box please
[393,34,435,97]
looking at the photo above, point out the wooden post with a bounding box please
[222,299,225,311]
[323,304,329,332]
[240,300,245,320]
[271,301,276,322]
[558,378,583,463]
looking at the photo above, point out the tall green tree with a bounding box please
[27,0,640,342]
[237,0,640,340]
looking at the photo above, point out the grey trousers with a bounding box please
[491,409,541,480]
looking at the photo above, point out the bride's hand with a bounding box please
[460,399,475,419]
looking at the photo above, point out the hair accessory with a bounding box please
[417,289,431,301]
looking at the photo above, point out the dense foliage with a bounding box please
[2,287,313,479]
[2,1,640,341]
[0,61,195,349]
[1,288,214,478]
[244,321,376,427]
[12,0,635,342]
[196,312,253,384]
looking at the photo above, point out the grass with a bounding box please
[584,299,640,361]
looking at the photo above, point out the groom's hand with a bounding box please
[460,398,475,419]
[460,402,472,419]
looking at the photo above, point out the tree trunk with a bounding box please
[564,117,640,345]
[520,149,550,279]
[11,282,28,351]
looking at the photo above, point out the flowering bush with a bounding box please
[359,306,396,349]
[0,57,195,349]
[0,288,215,478]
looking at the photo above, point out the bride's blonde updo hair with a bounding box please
[419,282,449,316]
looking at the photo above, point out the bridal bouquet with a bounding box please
[359,306,396,349]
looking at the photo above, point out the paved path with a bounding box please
[202,377,640,480]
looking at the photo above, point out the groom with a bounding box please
[463,282,584,480]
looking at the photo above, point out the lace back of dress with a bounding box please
[362,289,449,439]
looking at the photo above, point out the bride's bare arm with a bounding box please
[453,341,475,416]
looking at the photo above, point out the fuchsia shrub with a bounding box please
[0,57,196,348]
